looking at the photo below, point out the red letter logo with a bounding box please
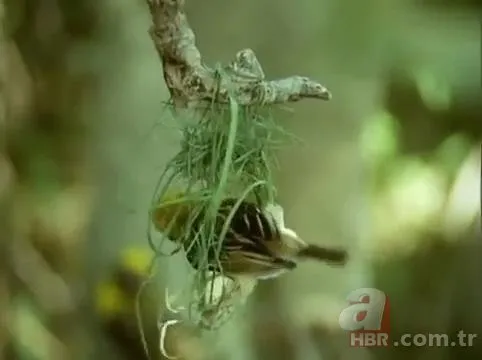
[339,288,390,347]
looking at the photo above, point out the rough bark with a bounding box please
[145,0,331,107]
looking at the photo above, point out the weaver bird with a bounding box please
[152,192,348,280]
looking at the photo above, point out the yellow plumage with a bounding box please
[151,190,199,241]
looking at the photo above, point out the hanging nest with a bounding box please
[142,0,332,351]
[147,75,297,329]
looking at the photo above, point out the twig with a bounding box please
[145,0,331,107]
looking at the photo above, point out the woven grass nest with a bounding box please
[142,2,332,354]
[146,92,297,327]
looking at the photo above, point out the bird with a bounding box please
[151,190,348,280]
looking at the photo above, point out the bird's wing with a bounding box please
[219,199,280,244]
[216,200,295,277]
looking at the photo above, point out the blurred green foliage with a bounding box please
[2,0,481,360]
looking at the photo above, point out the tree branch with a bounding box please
[146,0,331,107]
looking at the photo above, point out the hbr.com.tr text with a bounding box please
[350,330,477,347]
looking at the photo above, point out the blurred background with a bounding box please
[1,0,481,359]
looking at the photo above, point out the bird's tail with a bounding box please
[297,245,348,266]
